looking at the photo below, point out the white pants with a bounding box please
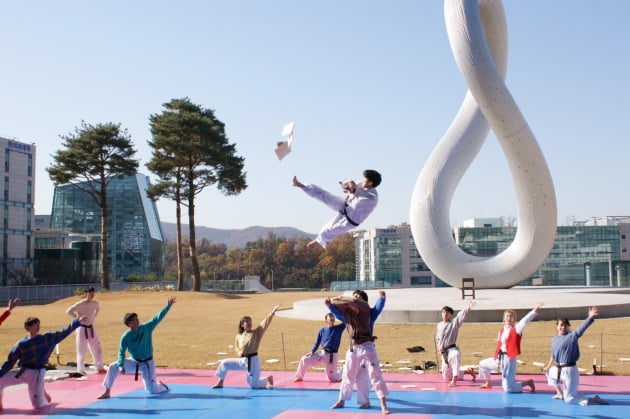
[216,355,269,389]
[338,342,389,405]
[75,326,104,372]
[546,365,581,404]
[303,185,354,248]
[102,359,167,394]
[295,350,341,382]
[440,347,464,381]
[0,368,47,409]
[479,354,523,392]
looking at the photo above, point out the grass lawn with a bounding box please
[2,290,629,376]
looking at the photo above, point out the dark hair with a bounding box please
[442,306,454,315]
[124,312,138,326]
[24,316,40,329]
[556,317,571,327]
[325,313,335,321]
[353,290,368,302]
[238,316,252,334]
[86,287,96,293]
[363,170,381,188]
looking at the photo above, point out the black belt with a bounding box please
[324,348,338,363]
[133,356,153,381]
[245,353,258,372]
[82,324,94,339]
[555,362,577,381]
[497,351,507,369]
[440,344,457,366]
[341,208,359,226]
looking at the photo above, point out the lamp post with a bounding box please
[270,268,274,292]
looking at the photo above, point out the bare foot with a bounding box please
[479,381,492,389]
[292,176,305,188]
[45,391,52,403]
[448,381,457,387]
[359,402,371,409]
[98,368,107,374]
[212,380,224,389]
[267,375,274,387]
[465,367,476,381]
[97,389,111,399]
[552,394,563,400]
[292,377,303,382]
[380,398,390,415]
[331,400,344,409]
[159,380,169,391]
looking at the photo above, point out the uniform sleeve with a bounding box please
[65,301,80,317]
[117,332,129,367]
[0,344,20,377]
[515,309,538,335]
[573,316,594,338]
[453,306,471,328]
[311,328,324,353]
[0,310,10,325]
[372,296,385,317]
[143,304,171,331]
[234,334,243,356]
[328,304,344,323]
[49,318,81,345]
[258,310,276,333]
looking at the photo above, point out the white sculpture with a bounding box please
[410,0,557,289]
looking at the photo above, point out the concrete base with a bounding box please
[277,286,630,323]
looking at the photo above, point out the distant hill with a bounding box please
[160,222,315,249]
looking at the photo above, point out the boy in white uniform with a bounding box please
[66,286,105,374]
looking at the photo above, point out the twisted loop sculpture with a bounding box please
[410,0,557,289]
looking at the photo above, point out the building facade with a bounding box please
[0,137,35,286]
[355,227,441,288]
[355,218,630,288]
[50,173,165,281]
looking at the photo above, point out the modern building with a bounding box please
[50,173,165,281]
[355,217,630,288]
[33,225,101,284]
[0,137,35,286]
[455,219,629,287]
[355,227,442,288]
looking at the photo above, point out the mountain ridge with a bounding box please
[160,222,315,249]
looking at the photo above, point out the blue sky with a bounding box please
[1,1,628,235]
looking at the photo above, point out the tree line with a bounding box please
[155,232,358,290]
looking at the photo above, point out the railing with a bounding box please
[0,280,255,303]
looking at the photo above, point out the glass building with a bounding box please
[455,224,628,286]
[355,219,630,288]
[50,173,165,281]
